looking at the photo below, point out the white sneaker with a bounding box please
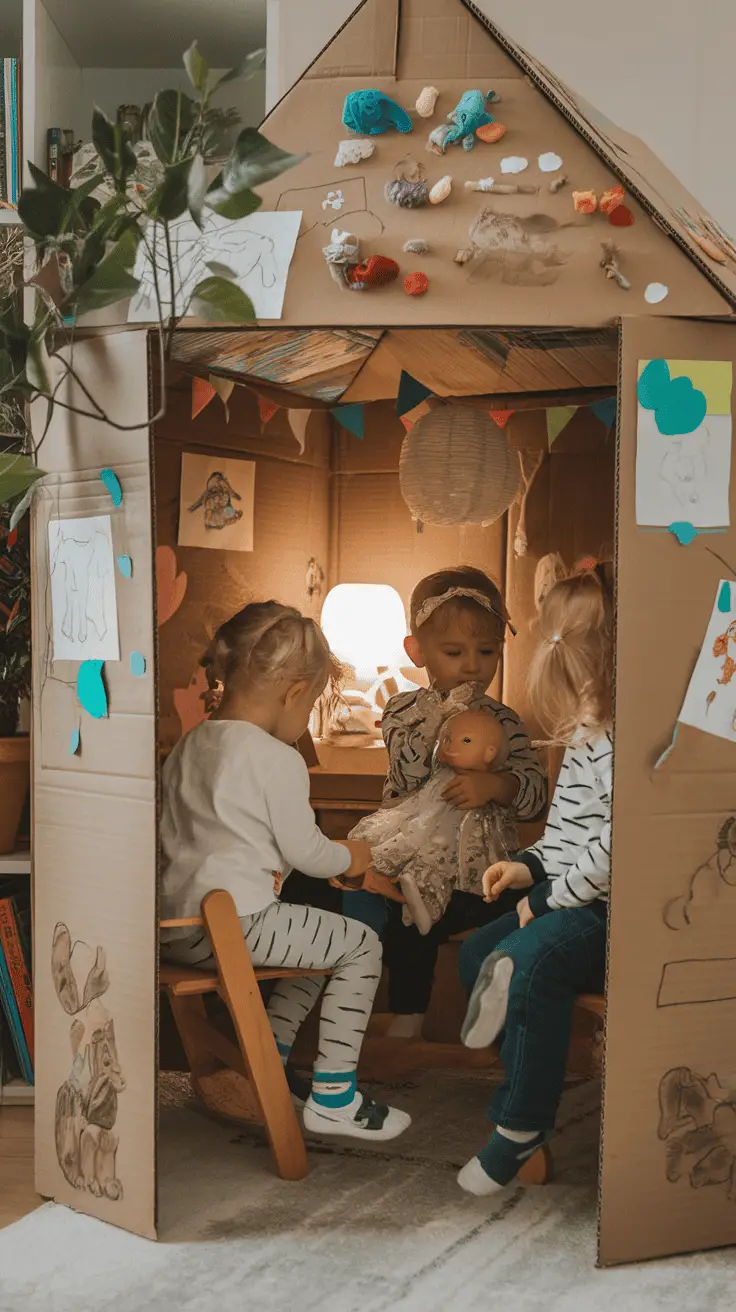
[303,1091,412,1142]
[461,951,514,1049]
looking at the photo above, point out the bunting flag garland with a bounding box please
[489,409,514,429]
[396,370,433,418]
[192,376,217,419]
[287,408,312,455]
[258,395,279,427]
[331,403,365,440]
[399,397,433,433]
[590,396,617,430]
[209,375,235,422]
[546,405,578,448]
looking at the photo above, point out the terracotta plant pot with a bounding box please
[0,735,30,855]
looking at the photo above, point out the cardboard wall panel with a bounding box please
[600,317,736,1264]
[31,333,157,1239]
[155,380,331,747]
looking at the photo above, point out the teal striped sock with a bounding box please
[311,1070,358,1109]
[275,1038,291,1064]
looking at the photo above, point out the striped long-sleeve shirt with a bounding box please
[381,685,548,895]
[522,731,613,916]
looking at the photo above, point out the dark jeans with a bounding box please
[343,887,524,1014]
[458,903,607,1132]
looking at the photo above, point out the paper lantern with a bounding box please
[399,404,521,527]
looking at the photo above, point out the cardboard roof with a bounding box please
[254,0,736,329]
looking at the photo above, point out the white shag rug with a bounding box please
[2,1072,736,1312]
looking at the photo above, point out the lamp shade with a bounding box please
[321,583,406,680]
[399,403,522,527]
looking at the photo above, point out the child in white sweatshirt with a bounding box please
[457,555,613,1195]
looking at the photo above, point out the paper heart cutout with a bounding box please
[637,359,707,436]
[669,521,698,546]
[156,546,188,626]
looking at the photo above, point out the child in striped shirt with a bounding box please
[457,555,613,1195]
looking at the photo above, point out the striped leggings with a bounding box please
[161,901,382,1072]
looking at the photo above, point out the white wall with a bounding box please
[81,68,266,128]
[265,0,736,233]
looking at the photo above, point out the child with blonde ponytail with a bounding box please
[160,600,411,1143]
[456,555,613,1195]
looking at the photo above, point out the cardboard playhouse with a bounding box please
[31,0,736,1266]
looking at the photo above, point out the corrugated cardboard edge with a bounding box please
[457,0,736,313]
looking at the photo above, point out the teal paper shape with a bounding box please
[77,660,108,719]
[331,404,364,440]
[69,727,80,755]
[116,554,133,578]
[100,468,123,506]
[396,371,432,417]
[130,651,146,677]
[637,359,707,436]
[669,521,698,546]
[591,397,617,429]
[718,582,732,613]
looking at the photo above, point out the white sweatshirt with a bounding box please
[523,732,613,915]
[160,719,351,920]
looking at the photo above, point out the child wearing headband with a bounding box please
[342,566,547,1038]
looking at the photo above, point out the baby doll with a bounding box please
[339,708,513,934]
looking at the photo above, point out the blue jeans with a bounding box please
[343,886,524,1014]
[458,903,607,1132]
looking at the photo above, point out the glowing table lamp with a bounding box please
[320,583,415,715]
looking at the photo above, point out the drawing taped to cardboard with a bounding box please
[678,581,736,742]
[127,211,302,322]
[635,359,732,527]
[51,922,125,1202]
[48,516,120,663]
[658,1066,736,1203]
[178,452,255,552]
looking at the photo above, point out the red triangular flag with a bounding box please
[258,395,278,426]
[192,376,217,419]
[490,410,513,429]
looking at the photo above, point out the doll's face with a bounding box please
[437,710,509,772]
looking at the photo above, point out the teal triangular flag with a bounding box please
[396,371,432,418]
[591,397,617,429]
[331,403,364,440]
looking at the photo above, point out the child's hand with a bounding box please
[482,861,534,902]
[336,839,373,878]
[517,896,534,928]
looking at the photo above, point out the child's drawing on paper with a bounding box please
[679,581,736,742]
[178,453,255,552]
[635,359,732,527]
[48,515,120,663]
[127,211,302,322]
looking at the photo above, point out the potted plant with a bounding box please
[0,505,31,852]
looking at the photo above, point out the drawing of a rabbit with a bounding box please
[51,923,126,1201]
[188,471,243,530]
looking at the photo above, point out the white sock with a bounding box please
[386,1013,424,1038]
[498,1126,537,1143]
[457,1157,505,1197]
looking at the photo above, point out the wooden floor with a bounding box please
[0,1106,41,1229]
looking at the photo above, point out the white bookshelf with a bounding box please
[0,210,21,224]
[0,850,31,876]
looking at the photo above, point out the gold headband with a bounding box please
[414,587,517,637]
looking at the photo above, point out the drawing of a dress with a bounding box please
[188,471,243,530]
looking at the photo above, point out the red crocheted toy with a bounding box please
[347,255,400,289]
[404,271,429,296]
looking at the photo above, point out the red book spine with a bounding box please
[0,899,33,1065]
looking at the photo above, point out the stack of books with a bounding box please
[0,877,33,1088]
[0,58,21,209]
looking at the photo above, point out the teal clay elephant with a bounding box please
[342,89,413,135]
[444,90,495,150]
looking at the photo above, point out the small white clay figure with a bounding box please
[340,707,513,934]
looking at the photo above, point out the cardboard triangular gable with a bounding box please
[258,0,734,327]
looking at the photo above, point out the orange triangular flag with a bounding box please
[490,410,513,429]
[258,395,279,426]
[192,376,216,419]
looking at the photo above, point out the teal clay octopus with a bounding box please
[444,90,495,150]
[342,89,413,136]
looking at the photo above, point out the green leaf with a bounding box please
[9,484,35,531]
[210,188,262,221]
[92,108,137,189]
[187,153,208,227]
[18,182,68,239]
[149,89,196,165]
[0,350,13,389]
[0,454,45,508]
[75,228,142,315]
[221,127,305,193]
[183,41,209,93]
[26,333,52,395]
[210,48,265,93]
[148,157,193,222]
[190,276,256,323]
